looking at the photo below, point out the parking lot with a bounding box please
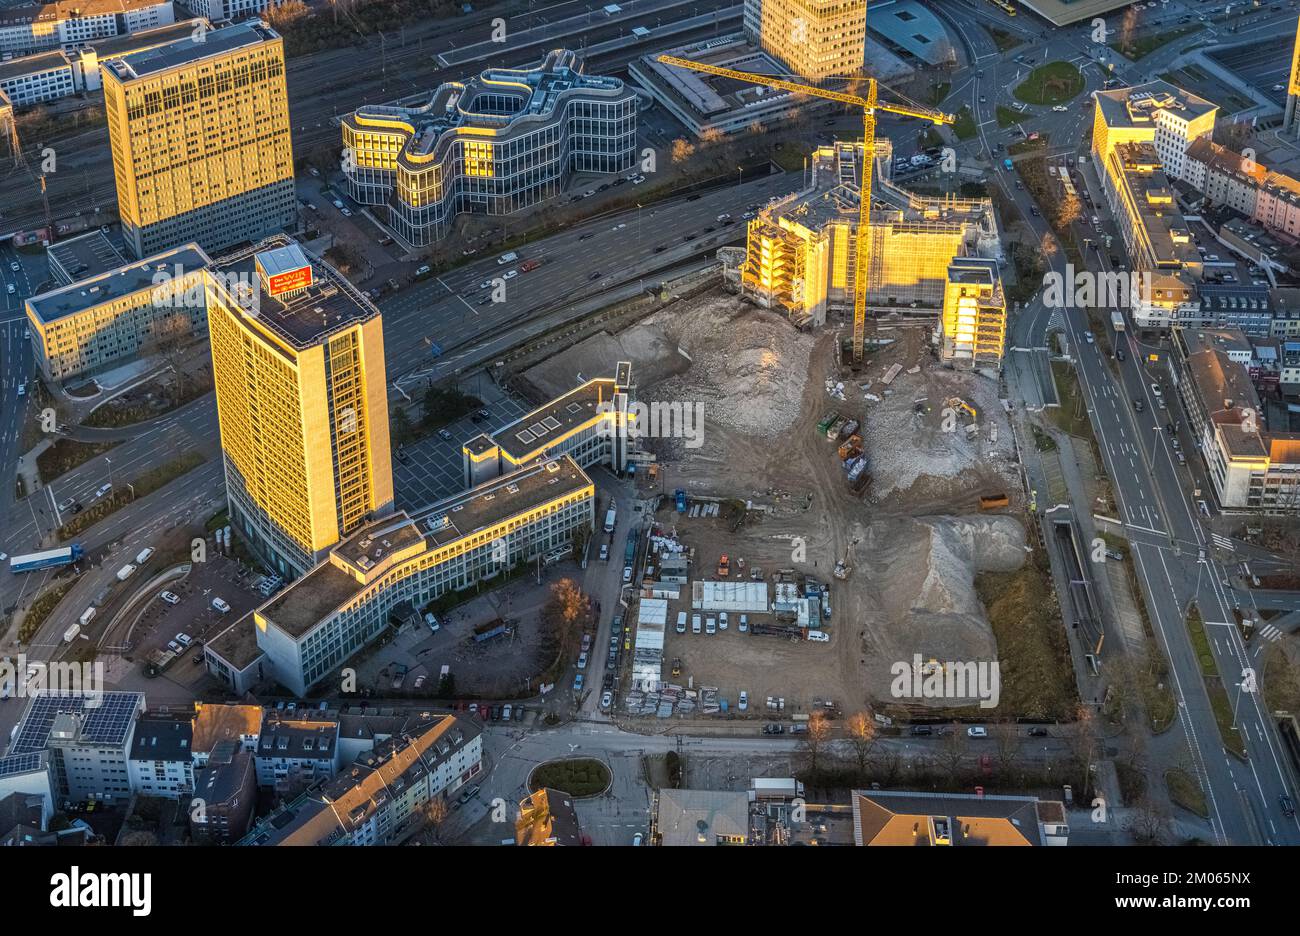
[392,379,531,509]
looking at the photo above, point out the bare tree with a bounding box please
[800,710,833,779]
[938,723,968,784]
[845,712,878,779]
[1125,794,1171,845]
[991,721,1022,777]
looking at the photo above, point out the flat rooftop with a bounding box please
[210,236,378,350]
[104,20,278,82]
[45,229,127,285]
[0,49,69,81]
[27,242,208,324]
[1113,142,1200,269]
[635,39,793,118]
[206,616,265,671]
[1094,80,1217,129]
[0,0,168,28]
[1017,0,1161,27]
[261,455,594,639]
[83,19,209,61]
[492,378,618,462]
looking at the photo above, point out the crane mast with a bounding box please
[655,54,952,363]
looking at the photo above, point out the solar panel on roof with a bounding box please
[0,752,42,778]
[10,691,141,753]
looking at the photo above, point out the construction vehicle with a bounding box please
[672,658,682,677]
[833,544,853,580]
[816,411,840,435]
[979,493,1009,510]
[675,489,687,513]
[945,397,978,423]
[838,435,862,461]
[837,418,859,441]
[826,415,847,440]
[657,55,952,363]
[717,554,730,578]
[847,456,870,493]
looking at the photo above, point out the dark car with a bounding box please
[1282,794,1296,817]
[1134,399,1144,412]
[909,725,933,737]
[1027,726,1049,737]
[686,193,702,201]
[490,705,502,720]
[589,271,601,280]
[653,245,667,253]
[579,232,596,241]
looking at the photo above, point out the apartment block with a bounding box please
[0,0,174,58]
[254,710,341,795]
[25,242,209,382]
[851,789,1069,846]
[9,692,145,805]
[343,49,636,248]
[207,237,394,579]
[190,744,255,843]
[1091,81,1217,184]
[246,455,594,697]
[126,714,195,797]
[240,716,482,846]
[1170,329,1300,511]
[0,50,77,106]
[741,0,866,80]
[102,20,295,258]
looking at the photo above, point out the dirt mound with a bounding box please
[859,514,1026,705]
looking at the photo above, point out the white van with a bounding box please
[806,630,830,643]
[691,613,701,634]
[676,612,687,634]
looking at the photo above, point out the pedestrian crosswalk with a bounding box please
[1258,622,1284,642]
[1211,533,1235,552]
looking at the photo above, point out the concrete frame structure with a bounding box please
[25,242,210,382]
[462,362,634,488]
[102,20,295,259]
[728,143,1001,328]
[342,49,636,248]
[941,257,1006,371]
[207,237,394,580]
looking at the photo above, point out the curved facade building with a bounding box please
[341,49,637,247]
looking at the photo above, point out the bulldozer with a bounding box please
[671,658,682,678]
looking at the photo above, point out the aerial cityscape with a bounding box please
[0,0,1298,872]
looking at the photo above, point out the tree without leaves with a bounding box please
[938,723,968,784]
[845,712,878,779]
[799,710,833,779]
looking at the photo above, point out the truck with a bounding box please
[78,607,96,628]
[751,777,805,800]
[717,554,730,578]
[1110,308,1125,333]
[825,416,846,440]
[9,544,84,573]
[116,564,136,582]
[135,547,154,565]
[838,435,862,461]
[604,499,617,533]
[979,493,1009,510]
[675,489,687,513]
[63,623,81,644]
[837,419,859,441]
[816,411,839,435]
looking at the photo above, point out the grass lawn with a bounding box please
[58,452,205,540]
[1186,605,1247,759]
[1014,62,1084,106]
[36,438,118,484]
[530,758,611,797]
[18,580,75,644]
[989,26,1023,52]
[1166,768,1209,817]
[951,106,976,141]
[1049,362,1095,439]
[927,82,950,108]
[996,105,1025,128]
[975,553,1078,721]
[1111,25,1200,61]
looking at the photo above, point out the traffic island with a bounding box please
[527,758,612,798]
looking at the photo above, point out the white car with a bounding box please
[8,261,18,272]
[0,552,7,562]
[718,611,728,630]
[600,690,612,710]
[503,269,519,279]
[175,633,192,647]
[599,544,609,561]
[739,614,748,633]
[1150,383,1162,397]
[1083,331,1094,344]
[211,597,231,613]
[705,616,716,635]
[167,641,182,653]
[1052,105,1068,112]
[806,630,830,643]
[5,284,13,295]
[16,382,25,397]
[159,591,180,605]
[94,483,112,499]
[577,652,588,670]
[622,566,633,583]
[967,726,988,738]
[738,690,748,711]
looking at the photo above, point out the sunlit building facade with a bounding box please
[729,144,1000,327]
[102,20,295,259]
[207,237,394,579]
[742,0,866,80]
[342,49,636,248]
[941,258,1006,371]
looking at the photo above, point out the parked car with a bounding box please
[909,725,933,736]
[573,673,584,692]
[967,726,988,738]
[211,597,231,613]
[622,566,633,583]
[1027,726,1049,738]
[739,614,748,633]
[738,690,748,711]
[175,633,192,647]
[414,674,426,688]
[600,690,612,710]
[577,652,588,670]
[599,544,609,561]
[501,703,512,720]
[159,591,180,605]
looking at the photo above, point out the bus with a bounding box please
[1111,309,1125,333]
[9,544,83,573]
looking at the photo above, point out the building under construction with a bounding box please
[721,142,1005,367]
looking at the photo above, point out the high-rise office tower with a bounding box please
[741,0,867,81]
[102,20,296,259]
[1286,16,1300,136]
[206,237,394,578]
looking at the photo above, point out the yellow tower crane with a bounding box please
[656,54,953,363]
